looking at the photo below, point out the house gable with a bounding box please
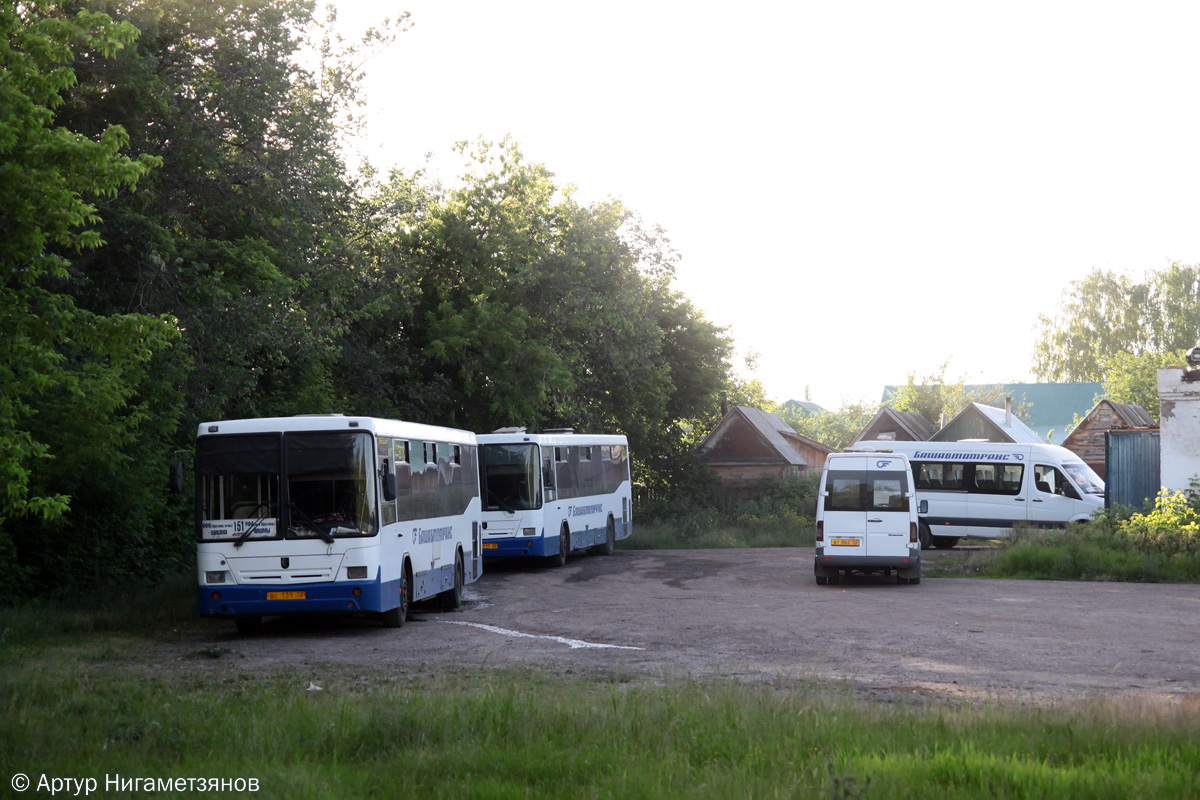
[930,402,1044,444]
[1062,399,1157,474]
[853,407,935,443]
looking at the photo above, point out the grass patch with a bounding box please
[1,652,1197,799]
[621,514,814,550]
[0,571,196,647]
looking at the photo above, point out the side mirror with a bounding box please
[383,472,397,502]
[918,499,928,514]
[543,467,556,489]
[169,461,185,494]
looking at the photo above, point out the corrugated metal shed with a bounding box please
[1105,429,1160,512]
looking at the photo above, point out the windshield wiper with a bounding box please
[288,502,335,544]
[233,503,275,549]
[487,489,517,515]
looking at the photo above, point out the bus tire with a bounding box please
[596,516,616,556]
[931,535,959,549]
[234,615,261,634]
[549,525,570,567]
[440,551,465,610]
[918,522,932,550]
[382,563,411,628]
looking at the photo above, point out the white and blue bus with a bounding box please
[476,429,632,564]
[191,415,481,631]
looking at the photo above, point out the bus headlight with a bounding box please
[205,571,227,584]
[523,528,536,537]
[346,566,368,580]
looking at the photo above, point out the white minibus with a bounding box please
[815,451,922,585]
[855,439,1105,548]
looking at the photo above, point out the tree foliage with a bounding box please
[0,3,171,525]
[781,401,878,451]
[4,3,737,596]
[1034,264,1200,382]
[344,137,733,493]
[885,361,1015,429]
[1102,349,1186,423]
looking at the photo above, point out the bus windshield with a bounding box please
[196,431,377,541]
[1062,460,1105,496]
[481,443,541,511]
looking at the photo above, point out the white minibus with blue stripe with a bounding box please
[193,415,481,632]
[855,440,1105,548]
[477,429,632,564]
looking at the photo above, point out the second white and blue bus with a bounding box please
[476,429,633,564]
[190,415,482,631]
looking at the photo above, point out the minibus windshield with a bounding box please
[1062,460,1104,495]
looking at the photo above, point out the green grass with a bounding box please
[1,643,1197,800]
[0,571,197,646]
[927,524,1200,583]
[621,514,814,550]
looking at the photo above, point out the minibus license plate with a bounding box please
[267,590,306,601]
[483,543,499,550]
[830,538,860,547]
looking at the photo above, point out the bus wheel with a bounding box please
[234,615,261,634]
[597,516,616,556]
[549,525,570,567]
[382,564,411,628]
[440,552,465,610]
[918,522,932,550]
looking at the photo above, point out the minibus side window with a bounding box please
[968,463,1024,496]
[913,461,965,491]
[1034,464,1080,500]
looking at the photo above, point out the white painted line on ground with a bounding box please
[442,620,644,650]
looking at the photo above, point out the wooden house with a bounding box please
[1062,399,1156,477]
[852,406,936,444]
[929,401,1044,444]
[699,406,835,487]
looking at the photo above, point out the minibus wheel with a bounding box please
[931,535,959,549]
[918,522,932,550]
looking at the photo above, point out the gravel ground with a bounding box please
[178,548,1200,706]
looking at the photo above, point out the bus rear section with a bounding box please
[815,452,921,585]
[477,430,632,565]
[191,416,480,632]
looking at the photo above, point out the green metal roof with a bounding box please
[881,382,1103,444]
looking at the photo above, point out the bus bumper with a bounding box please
[197,579,394,617]
[482,536,554,558]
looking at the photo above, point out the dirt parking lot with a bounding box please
[186,548,1200,705]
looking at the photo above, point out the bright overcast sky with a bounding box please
[330,1,1200,410]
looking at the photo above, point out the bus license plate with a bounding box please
[483,543,499,550]
[830,538,860,547]
[267,590,306,601]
